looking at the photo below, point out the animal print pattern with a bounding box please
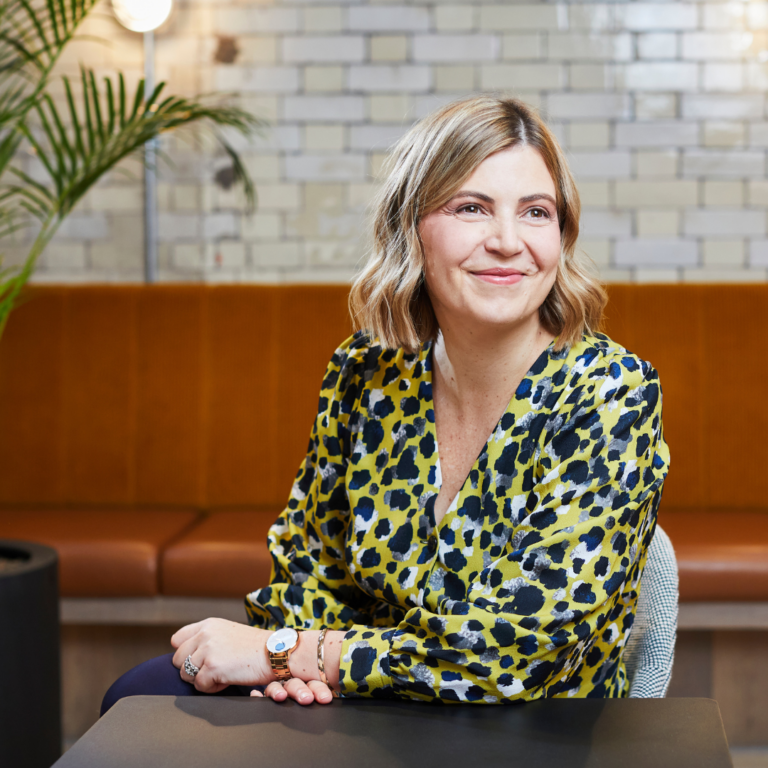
[246,331,669,702]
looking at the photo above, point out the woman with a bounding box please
[102,94,669,712]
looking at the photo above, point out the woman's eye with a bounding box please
[528,207,550,219]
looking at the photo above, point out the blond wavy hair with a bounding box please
[348,94,607,353]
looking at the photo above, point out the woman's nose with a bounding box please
[485,216,523,257]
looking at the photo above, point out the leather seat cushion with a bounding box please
[161,510,278,597]
[661,509,768,601]
[0,509,199,597]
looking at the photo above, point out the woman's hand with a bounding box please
[170,619,344,705]
[171,618,274,694]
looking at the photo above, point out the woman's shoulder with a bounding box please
[557,333,663,414]
[321,330,424,394]
[332,329,379,360]
[325,330,383,379]
[568,332,659,384]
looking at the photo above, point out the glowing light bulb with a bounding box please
[112,0,172,32]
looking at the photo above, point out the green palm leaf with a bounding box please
[0,0,102,242]
[9,68,263,221]
[0,67,266,336]
[0,0,98,76]
[0,0,100,163]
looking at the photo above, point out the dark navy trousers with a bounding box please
[100,653,257,717]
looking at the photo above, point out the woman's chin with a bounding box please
[453,307,539,334]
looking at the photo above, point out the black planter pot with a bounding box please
[0,540,61,768]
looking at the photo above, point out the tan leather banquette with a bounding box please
[1,284,766,603]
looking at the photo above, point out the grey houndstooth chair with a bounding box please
[624,525,679,698]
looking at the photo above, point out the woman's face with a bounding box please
[419,144,562,338]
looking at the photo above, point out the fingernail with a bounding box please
[300,692,310,701]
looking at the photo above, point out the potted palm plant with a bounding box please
[0,0,265,340]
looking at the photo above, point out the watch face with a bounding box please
[267,627,299,654]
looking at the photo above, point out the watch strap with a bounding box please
[270,651,292,682]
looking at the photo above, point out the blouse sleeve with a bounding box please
[245,333,378,631]
[337,353,670,702]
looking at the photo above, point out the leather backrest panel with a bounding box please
[0,284,351,508]
[0,283,764,511]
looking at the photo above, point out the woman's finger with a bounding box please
[283,677,314,705]
[264,681,287,702]
[192,665,229,694]
[307,679,334,704]
[170,621,203,649]
[171,635,201,671]
[178,652,204,685]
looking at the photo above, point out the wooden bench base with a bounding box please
[669,629,768,747]
[60,597,248,626]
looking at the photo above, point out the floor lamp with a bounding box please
[112,0,173,283]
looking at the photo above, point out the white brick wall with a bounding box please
[618,63,698,92]
[478,5,564,32]
[549,93,632,119]
[617,4,698,32]
[348,65,432,92]
[548,33,633,62]
[284,154,367,181]
[615,239,698,268]
[283,36,365,64]
[569,151,632,179]
[413,35,500,62]
[347,7,430,33]
[25,0,768,283]
[283,95,364,121]
[214,8,299,34]
[615,122,699,148]
[215,66,301,93]
[682,94,764,119]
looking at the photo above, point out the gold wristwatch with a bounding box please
[266,627,301,682]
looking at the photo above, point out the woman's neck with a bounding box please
[432,314,555,415]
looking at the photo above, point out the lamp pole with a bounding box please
[143,30,158,283]
[112,0,172,283]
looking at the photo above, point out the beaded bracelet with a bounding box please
[317,627,340,697]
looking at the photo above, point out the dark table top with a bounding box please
[54,696,733,768]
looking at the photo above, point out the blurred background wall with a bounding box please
[12,0,768,284]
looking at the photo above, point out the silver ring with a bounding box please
[184,655,200,679]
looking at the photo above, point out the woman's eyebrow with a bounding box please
[452,190,494,203]
[519,193,557,205]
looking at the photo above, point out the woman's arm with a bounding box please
[170,334,373,704]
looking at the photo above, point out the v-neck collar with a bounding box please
[422,337,558,535]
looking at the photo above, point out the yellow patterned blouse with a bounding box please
[246,331,669,702]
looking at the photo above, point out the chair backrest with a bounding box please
[624,525,679,698]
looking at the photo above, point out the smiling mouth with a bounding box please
[471,268,525,285]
